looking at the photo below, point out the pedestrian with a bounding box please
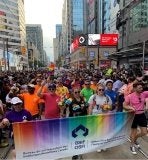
[19,84,41,120]
[80,80,94,103]
[123,82,148,154]
[37,82,62,119]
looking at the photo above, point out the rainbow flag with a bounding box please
[13,112,134,160]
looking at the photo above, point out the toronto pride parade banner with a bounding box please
[13,112,134,160]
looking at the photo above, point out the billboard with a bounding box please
[100,34,118,46]
[70,37,79,53]
[88,34,100,45]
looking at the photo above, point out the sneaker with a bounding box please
[130,146,137,155]
[97,149,102,153]
[134,141,140,148]
[0,142,9,148]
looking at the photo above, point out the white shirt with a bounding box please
[88,94,112,114]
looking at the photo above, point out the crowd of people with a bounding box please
[0,67,147,159]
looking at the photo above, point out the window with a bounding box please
[130,1,148,33]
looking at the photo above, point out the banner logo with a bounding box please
[72,124,89,138]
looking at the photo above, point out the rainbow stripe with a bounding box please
[13,112,134,159]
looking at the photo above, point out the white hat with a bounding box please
[11,97,23,104]
[28,84,35,88]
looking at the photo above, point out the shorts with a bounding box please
[131,113,147,129]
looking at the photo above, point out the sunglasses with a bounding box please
[36,80,41,82]
[98,89,104,91]
[74,91,80,94]
[49,88,56,91]
[85,83,90,85]
[13,103,22,106]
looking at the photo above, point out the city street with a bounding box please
[5,135,148,159]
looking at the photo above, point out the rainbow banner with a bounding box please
[13,112,134,160]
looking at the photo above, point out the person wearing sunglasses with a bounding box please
[37,82,62,119]
[88,83,112,115]
[123,82,148,155]
[67,88,87,160]
[68,88,88,117]
[88,83,112,152]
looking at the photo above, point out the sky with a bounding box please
[24,0,64,61]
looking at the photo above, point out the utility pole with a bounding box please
[6,38,9,71]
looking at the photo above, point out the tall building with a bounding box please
[62,0,85,55]
[26,24,44,65]
[114,0,148,70]
[53,24,62,65]
[85,0,119,34]
[0,0,27,70]
[56,24,62,37]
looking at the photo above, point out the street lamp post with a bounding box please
[6,38,10,71]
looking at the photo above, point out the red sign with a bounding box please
[100,34,118,46]
[70,37,79,53]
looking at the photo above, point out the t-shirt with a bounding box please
[90,84,98,92]
[88,94,112,114]
[42,93,60,119]
[19,93,40,116]
[81,88,94,102]
[35,85,48,94]
[5,109,32,123]
[69,97,88,117]
[113,80,123,92]
[124,91,148,114]
[105,89,117,109]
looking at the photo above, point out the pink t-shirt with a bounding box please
[125,91,148,114]
[42,93,60,119]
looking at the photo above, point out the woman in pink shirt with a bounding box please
[123,82,148,155]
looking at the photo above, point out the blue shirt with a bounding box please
[105,89,117,106]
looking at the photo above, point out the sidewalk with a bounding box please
[0,139,13,159]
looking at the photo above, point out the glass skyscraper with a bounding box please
[72,0,84,38]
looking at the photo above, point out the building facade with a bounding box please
[0,0,27,70]
[56,24,62,37]
[115,0,148,71]
[26,24,44,66]
[61,0,85,67]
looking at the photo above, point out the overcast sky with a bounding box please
[24,0,64,61]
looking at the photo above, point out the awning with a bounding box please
[108,41,148,60]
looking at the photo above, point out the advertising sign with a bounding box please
[88,34,100,45]
[13,112,134,160]
[100,34,118,46]
[70,37,79,53]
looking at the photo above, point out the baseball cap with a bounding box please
[48,83,56,89]
[27,84,35,88]
[11,97,23,105]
